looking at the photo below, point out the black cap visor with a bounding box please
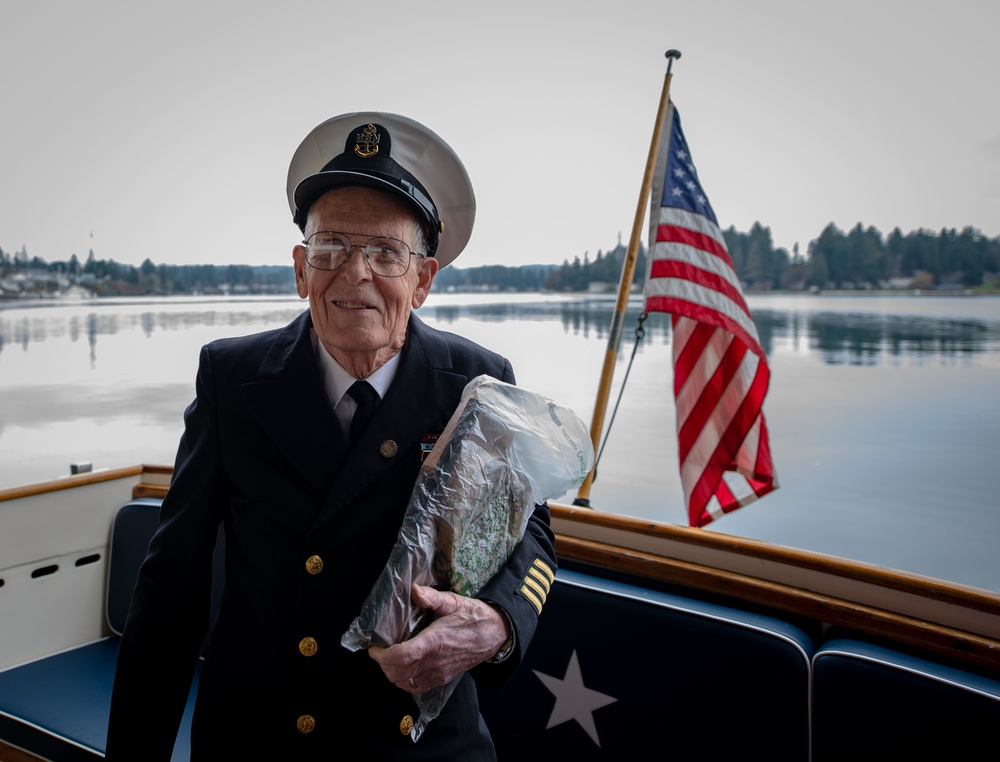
[293,157,441,256]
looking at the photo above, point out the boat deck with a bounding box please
[2,467,999,759]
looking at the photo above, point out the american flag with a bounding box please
[643,105,777,527]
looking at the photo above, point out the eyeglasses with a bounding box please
[302,231,425,278]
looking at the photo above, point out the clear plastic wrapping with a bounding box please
[340,375,594,741]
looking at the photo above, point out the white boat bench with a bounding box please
[0,498,217,761]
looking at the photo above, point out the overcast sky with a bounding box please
[2,0,997,270]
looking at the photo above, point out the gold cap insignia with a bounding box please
[354,123,380,158]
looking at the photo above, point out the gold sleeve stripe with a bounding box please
[517,555,554,615]
[527,566,552,595]
[522,574,549,604]
[519,584,543,615]
[531,558,555,585]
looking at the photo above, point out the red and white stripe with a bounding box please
[644,208,777,527]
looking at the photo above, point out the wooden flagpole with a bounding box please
[574,49,681,507]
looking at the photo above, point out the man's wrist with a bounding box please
[485,605,515,664]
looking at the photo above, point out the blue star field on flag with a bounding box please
[660,108,718,225]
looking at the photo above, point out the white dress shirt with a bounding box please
[312,328,400,435]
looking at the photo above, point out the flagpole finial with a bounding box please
[665,49,682,74]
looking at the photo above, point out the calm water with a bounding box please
[2,292,999,591]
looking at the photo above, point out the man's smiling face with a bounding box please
[293,186,438,377]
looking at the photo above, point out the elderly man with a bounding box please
[107,113,556,760]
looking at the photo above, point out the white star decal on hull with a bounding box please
[533,650,617,747]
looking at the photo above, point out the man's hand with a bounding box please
[369,583,509,694]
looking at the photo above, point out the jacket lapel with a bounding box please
[311,315,472,529]
[241,311,349,498]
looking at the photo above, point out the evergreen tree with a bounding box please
[810,224,848,286]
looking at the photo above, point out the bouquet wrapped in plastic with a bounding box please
[341,375,594,741]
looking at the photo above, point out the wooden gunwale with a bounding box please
[550,502,1000,672]
[0,465,145,502]
[8,468,997,672]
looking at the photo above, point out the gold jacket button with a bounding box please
[297,714,316,734]
[305,555,324,575]
[379,439,398,458]
[400,714,414,735]
[298,636,318,657]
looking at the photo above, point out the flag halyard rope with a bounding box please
[591,312,648,484]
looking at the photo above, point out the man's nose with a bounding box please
[338,246,373,282]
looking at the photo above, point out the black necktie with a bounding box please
[347,380,379,444]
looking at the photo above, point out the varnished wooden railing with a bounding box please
[6,467,997,673]
[550,502,1000,673]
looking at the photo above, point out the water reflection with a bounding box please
[424,300,658,342]
[802,312,991,365]
[3,298,1000,368]
[0,303,306,366]
[421,300,1000,365]
[2,294,1000,590]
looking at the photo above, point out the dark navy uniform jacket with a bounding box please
[107,311,556,760]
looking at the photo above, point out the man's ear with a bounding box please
[292,245,309,299]
[411,256,439,308]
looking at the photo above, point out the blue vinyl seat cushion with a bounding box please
[0,639,199,761]
[479,569,815,761]
[812,638,1000,761]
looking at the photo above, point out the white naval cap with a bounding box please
[286,112,476,268]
